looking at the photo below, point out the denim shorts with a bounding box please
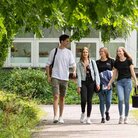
[51,78,68,97]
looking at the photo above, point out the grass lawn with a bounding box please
[130,86,138,120]
[131,109,138,120]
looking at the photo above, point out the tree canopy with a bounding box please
[0,0,138,66]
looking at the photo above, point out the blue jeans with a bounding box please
[117,78,132,117]
[98,89,112,118]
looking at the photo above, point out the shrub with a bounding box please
[112,86,118,104]
[0,69,11,89]
[2,68,53,104]
[66,80,80,104]
[0,91,41,138]
[0,68,118,104]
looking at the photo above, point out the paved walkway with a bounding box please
[32,104,138,138]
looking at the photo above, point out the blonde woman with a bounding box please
[77,47,100,124]
[108,47,138,124]
[96,47,114,123]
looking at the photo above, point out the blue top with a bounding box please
[100,70,112,86]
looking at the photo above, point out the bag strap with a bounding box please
[134,86,137,95]
[91,60,96,80]
[51,48,58,68]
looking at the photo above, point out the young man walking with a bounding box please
[46,34,76,123]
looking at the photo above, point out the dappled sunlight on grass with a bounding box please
[131,110,138,120]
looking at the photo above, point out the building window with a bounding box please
[76,43,96,62]
[104,43,125,58]
[11,42,31,63]
[39,43,58,63]
[39,42,71,63]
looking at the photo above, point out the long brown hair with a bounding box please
[99,47,110,59]
[116,47,132,61]
[80,47,90,62]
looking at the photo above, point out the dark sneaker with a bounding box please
[101,118,105,123]
[53,116,58,123]
[105,112,110,121]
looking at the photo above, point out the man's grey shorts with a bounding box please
[51,78,68,97]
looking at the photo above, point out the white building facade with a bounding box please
[3,28,138,68]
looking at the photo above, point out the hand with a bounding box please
[72,71,76,78]
[135,81,138,87]
[96,85,100,91]
[77,87,81,94]
[107,83,111,90]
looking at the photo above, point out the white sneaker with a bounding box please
[58,117,64,124]
[124,117,128,124]
[86,117,92,124]
[118,116,123,124]
[80,113,85,123]
[53,116,58,123]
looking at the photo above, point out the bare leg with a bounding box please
[53,94,59,117]
[59,95,65,117]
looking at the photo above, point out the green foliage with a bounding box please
[131,110,138,120]
[0,17,7,41]
[2,68,52,104]
[0,0,138,66]
[112,85,118,104]
[0,68,119,104]
[58,0,138,42]
[66,80,118,104]
[0,91,41,138]
[0,69,11,88]
[66,80,80,104]
[0,35,13,67]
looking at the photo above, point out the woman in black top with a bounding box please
[108,47,138,124]
[96,47,114,123]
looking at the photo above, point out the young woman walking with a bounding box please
[96,47,114,123]
[77,47,100,124]
[108,47,138,124]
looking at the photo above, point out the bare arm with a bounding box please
[72,64,76,78]
[107,68,118,89]
[45,66,51,83]
[130,65,138,86]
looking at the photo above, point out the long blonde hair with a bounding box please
[99,47,110,59]
[80,47,90,62]
[116,47,132,61]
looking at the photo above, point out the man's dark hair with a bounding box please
[59,34,69,43]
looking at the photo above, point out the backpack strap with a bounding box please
[51,48,58,68]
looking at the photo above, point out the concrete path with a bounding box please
[32,105,138,138]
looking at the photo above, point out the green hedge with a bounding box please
[0,91,41,138]
[1,68,53,104]
[0,68,118,104]
[0,69,11,88]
